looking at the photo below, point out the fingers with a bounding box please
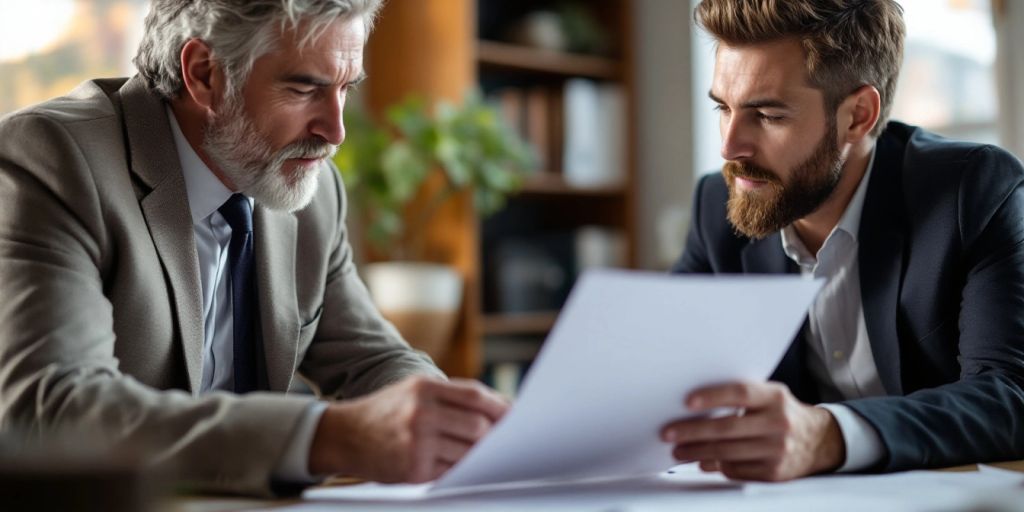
[434,403,493,443]
[686,381,788,411]
[662,409,782,443]
[700,459,782,482]
[434,435,474,465]
[717,460,782,481]
[430,378,509,421]
[429,460,456,481]
[408,377,508,441]
[366,376,513,484]
[407,431,474,483]
[662,382,836,483]
[399,377,509,484]
[673,436,784,462]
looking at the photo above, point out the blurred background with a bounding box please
[1,0,1020,394]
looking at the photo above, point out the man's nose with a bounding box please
[720,117,754,162]
[311,94,345,146]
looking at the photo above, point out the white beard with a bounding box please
[202,94,337,212]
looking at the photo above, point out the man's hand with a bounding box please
[308,376,509,483]
[661,381,845,481]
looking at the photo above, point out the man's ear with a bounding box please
[838,85,881,144]
[179,38,225,112]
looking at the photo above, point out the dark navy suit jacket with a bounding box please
[672,121,1024,471]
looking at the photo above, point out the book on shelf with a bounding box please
[483,226,627,315]
[481,335,543,399]
[490,362,523,399]
[487,231,575,314]
[492,87,524,140]
[575,226,627,270]
[524,86,550,171]
[488,80,625,189]
[562,79,626,188]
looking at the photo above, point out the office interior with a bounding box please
[1,1,1022,508]
[0,0,1017,391]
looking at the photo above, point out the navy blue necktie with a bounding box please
[218,194,258,393]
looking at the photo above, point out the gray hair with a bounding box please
[134,0,383,100]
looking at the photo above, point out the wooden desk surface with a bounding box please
[164,496,300,512]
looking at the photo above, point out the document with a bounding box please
[305,270,823,502]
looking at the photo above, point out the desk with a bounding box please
[170,463,1024,512]
[167,496,299,512]
[942,460,1024,472]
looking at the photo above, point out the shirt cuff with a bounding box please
[272,401,329,483]
[816,403,886,472]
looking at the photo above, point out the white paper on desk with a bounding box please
[305,270,822,501]
[283,468,1024,512]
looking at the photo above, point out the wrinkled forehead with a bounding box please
[238,15,366,94]
[274,15,367,58]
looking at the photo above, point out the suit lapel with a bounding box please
[740,234,790,274]
[117,77,205,393]
[253,206,300,392]
[741,235,818,401]
[858,134,906,396]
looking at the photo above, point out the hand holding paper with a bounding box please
[434,270,823,490]
[308,377,509,482]
[663,380,845,481]
[306,270,823,501]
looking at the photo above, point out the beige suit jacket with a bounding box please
[0,76,442,495]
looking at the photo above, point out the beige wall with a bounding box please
[633,0,695,270]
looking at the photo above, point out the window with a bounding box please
[890,0,997,143]
[0,0,148,116]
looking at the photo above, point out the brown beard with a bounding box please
[723,116,843,239]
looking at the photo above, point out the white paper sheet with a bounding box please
[298,464,739,507]
[438,270,822,489]
[304,270,823,502]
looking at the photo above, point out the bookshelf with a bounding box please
[518,172,627,197]
[482,311,559,336]
[476,40,623,79]
[475,0,637,393]
[361,0,636,383]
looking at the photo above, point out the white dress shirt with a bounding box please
[779,148,887,472]
[167,108,326,483]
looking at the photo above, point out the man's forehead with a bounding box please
[275,16,366,58]
[257,18,365,77]
[711,40,814,103]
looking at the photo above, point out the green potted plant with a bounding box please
[333,94,534,359]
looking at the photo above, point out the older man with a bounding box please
[0,0,506,496]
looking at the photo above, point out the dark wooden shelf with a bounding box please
[517,172,627,197]
[483,311,559,336]
[474,0,635,375]
[476,39,622,79]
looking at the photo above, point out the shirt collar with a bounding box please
[779,145,877,265]
[166,105,241,225]
[835,145,876,243]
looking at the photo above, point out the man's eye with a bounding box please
[713,104,730,114]
[290,88,316,96]
[757,112,784,123]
